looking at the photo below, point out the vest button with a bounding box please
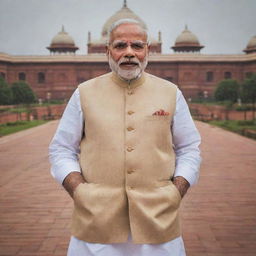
[127,169,134,174]
[127,147,134,152]
[127,186,133,190]
[127,91,134,95]
[127,126,134,131]
[127,110,134,115]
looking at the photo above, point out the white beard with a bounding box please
[108,54,148,81]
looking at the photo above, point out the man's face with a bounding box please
[107,23,149,81]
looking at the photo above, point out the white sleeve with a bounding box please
[49,88,84,185]
[172,89,202,186]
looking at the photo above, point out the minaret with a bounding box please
[158,31,162,43]
[87,31,91,44]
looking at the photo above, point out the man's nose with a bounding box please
[124,45,135,58]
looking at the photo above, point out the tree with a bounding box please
[11,81,37,104]
[214,79,240,120]
[0,77,13,105]
[214,79,240,103]
[241,73,256,120]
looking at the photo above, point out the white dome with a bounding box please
[175,26,200,45]
[244,35,256,54]
[51,26,75,45]
[247,35,256,48]
[101,2,147,37]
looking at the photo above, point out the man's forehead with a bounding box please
[110,23,146,41]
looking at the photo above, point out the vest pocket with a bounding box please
[171,182,182,202]
[158,181,182,207]
[72,182,126,229]
[73,182,119,214]
[71,182,129,242]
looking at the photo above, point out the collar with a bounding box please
[111,71,146,89]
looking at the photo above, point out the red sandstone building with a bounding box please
[0,1,256,101]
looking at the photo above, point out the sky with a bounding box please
[0,0,255,55]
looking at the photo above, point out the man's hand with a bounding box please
[172,176,190,198]
[62,172,86,198]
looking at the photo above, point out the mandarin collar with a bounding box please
[111,72,146,89]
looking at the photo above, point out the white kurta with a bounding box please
[49,87,201,256]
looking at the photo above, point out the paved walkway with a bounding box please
[0,120,255,256]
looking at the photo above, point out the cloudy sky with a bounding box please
[0,0,255,55]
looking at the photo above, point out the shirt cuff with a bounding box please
[50,161,81,185]
[174,162,200,186]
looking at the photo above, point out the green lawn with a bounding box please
[208,120,256,139]
[0,120,48,137]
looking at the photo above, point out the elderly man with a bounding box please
[49,19,201,256]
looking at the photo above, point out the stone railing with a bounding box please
[189,103,255,121]
[0,104,66,124]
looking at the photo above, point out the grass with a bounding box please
[208,120,256,139]
[8,107,29,113]
[190,101,255,111]
[0,120,48,137]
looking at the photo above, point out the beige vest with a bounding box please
[72,72,181,244]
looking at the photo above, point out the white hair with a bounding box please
[106,18,149,45]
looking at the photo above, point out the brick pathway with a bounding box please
[0,120,255,256]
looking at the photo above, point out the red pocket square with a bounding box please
[152,109,170,116]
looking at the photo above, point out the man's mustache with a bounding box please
[118,58,140,66]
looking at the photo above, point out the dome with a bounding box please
[47,26,78,54]
[175,25,200,46]
[87,1,161,54]
[244,35,256,54]
[101,0,147,37]
[51,26,75,45]
[247,35,256,48]
[172,25,204,53]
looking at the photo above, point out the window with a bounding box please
[18,72,26,81]
[38,72,45,83]
[0,72,5,79]
[206,71,214,82]
[224,72,232,79]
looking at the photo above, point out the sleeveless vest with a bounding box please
[71,72,181,244]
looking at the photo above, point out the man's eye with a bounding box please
[131,43,144,50]
[114,43,127,49]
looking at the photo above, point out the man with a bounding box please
[49,19,201,256]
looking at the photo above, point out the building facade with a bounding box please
[0,1,256,101]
